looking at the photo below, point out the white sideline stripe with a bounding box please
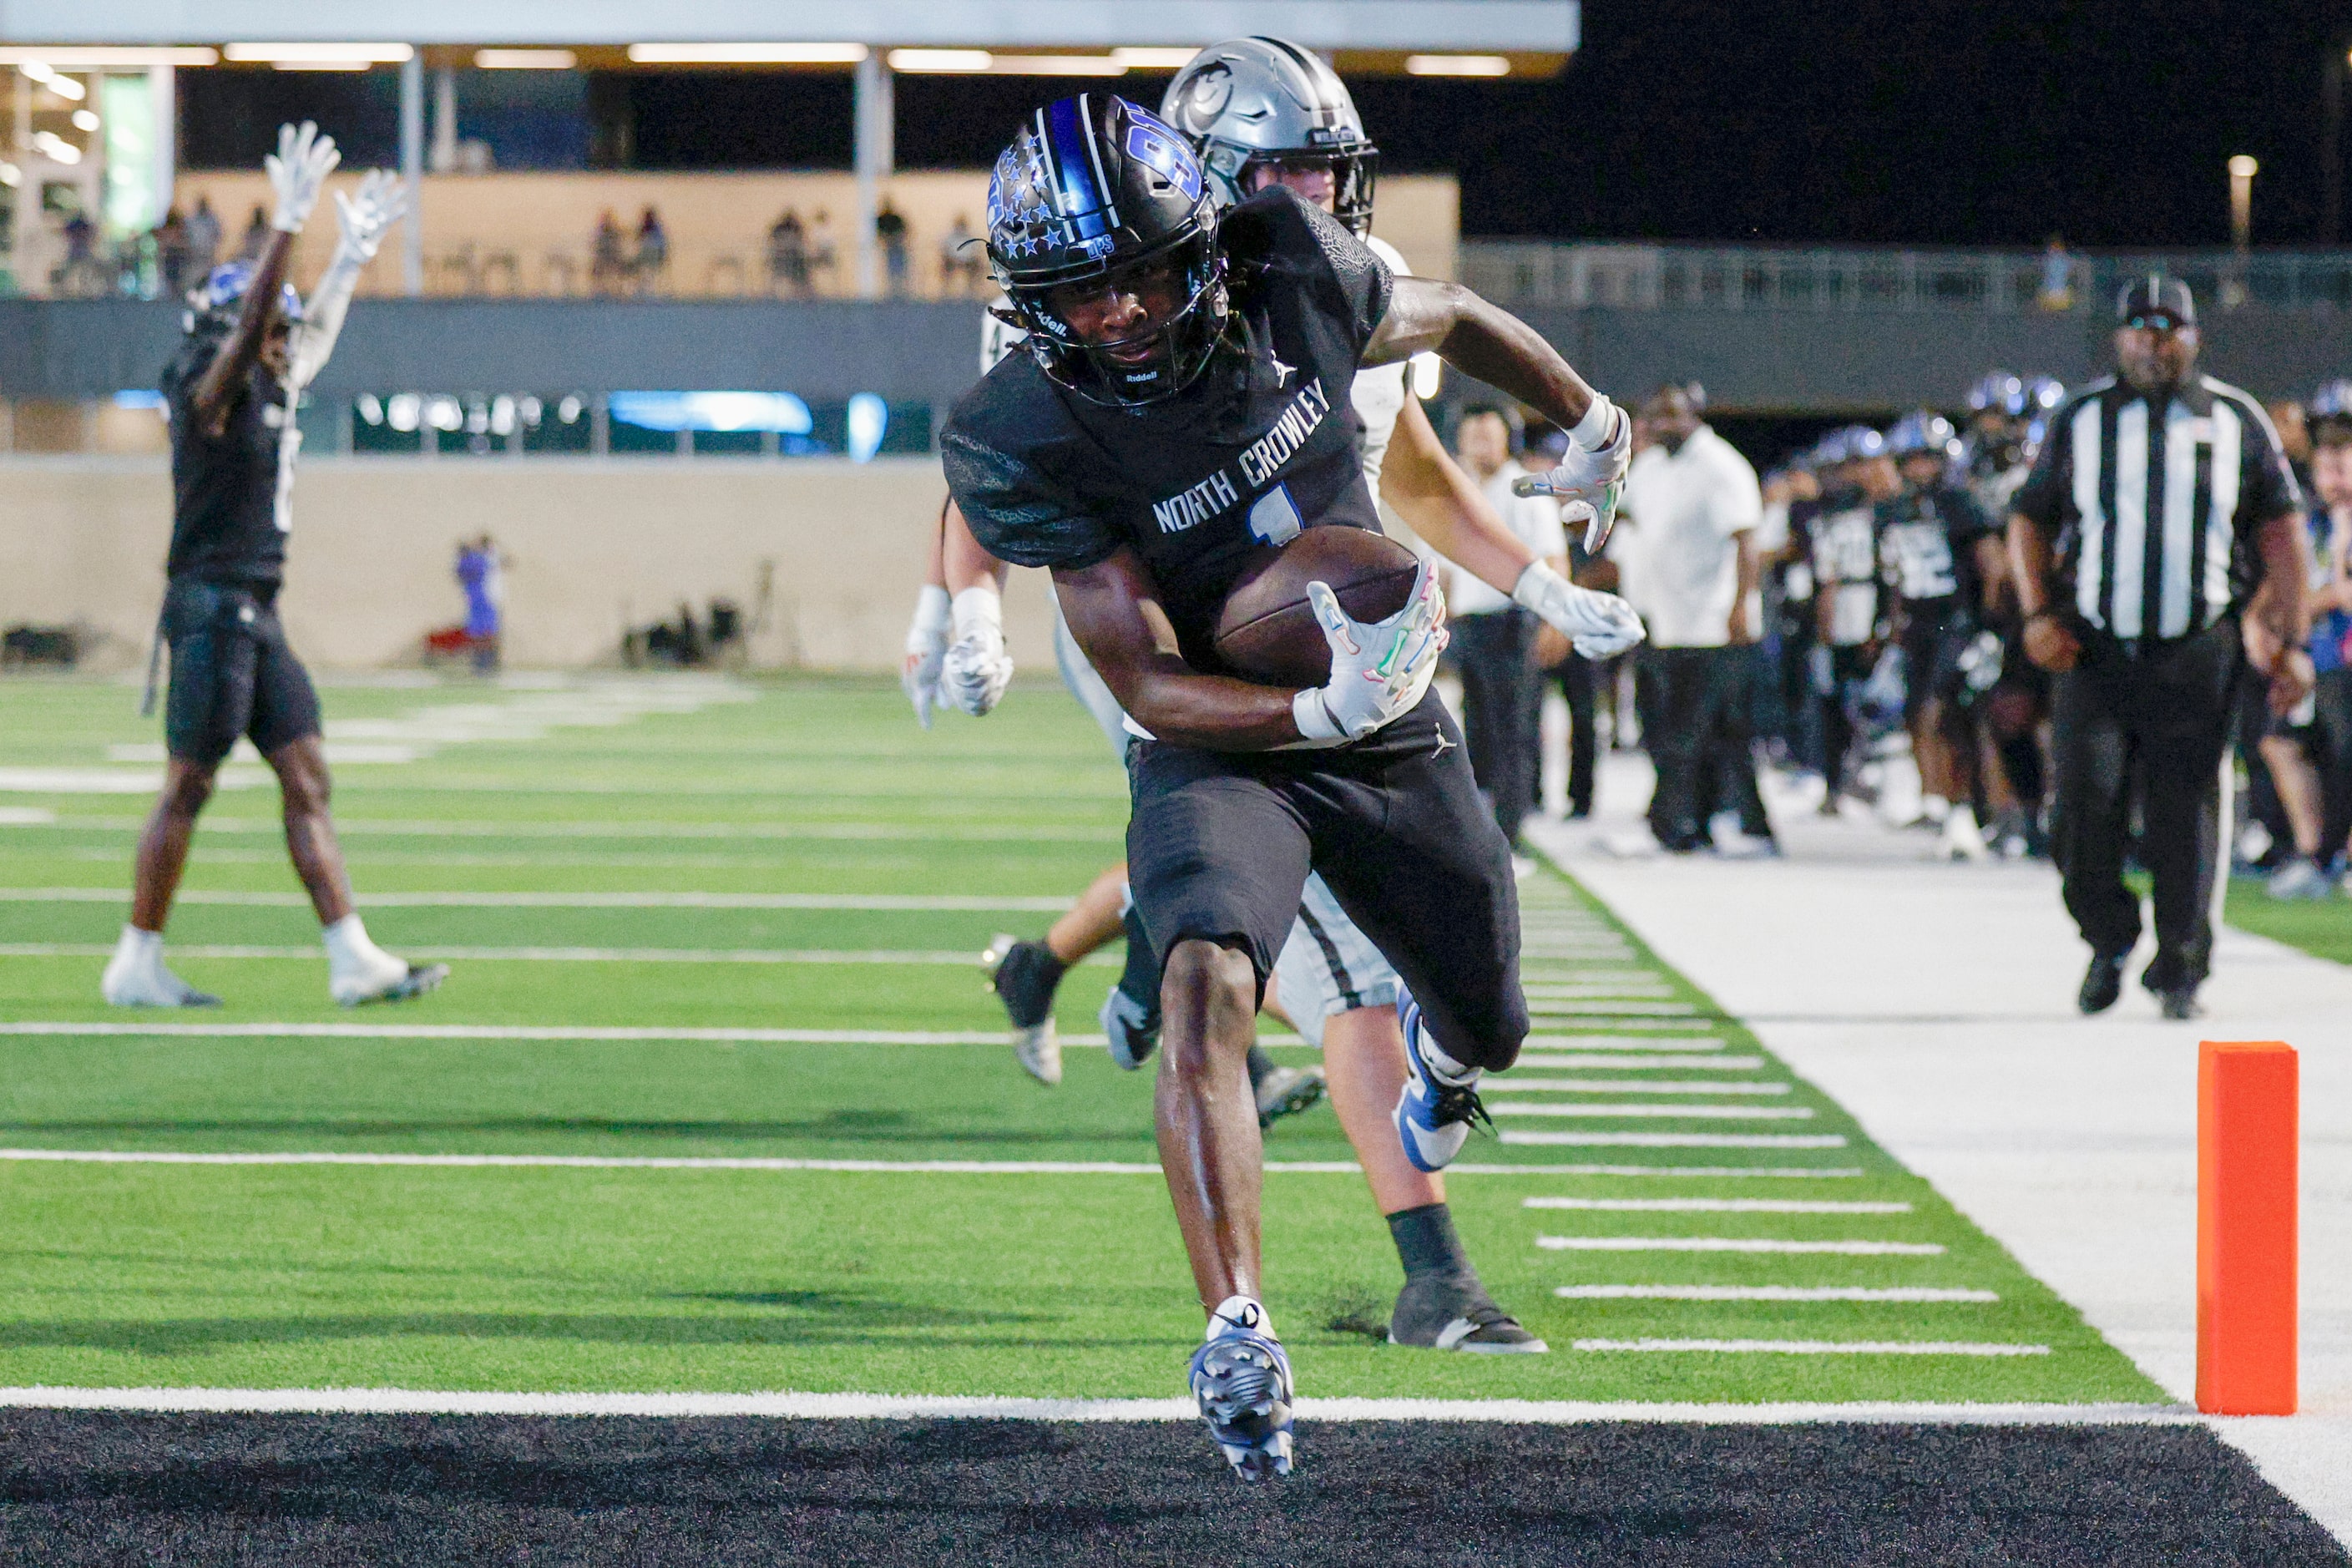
[0,943,1076,968]
[0,1387,2177,1423]
[1572,1339,2050,1358]
[1502,1132,1849,1148]
[1527,1000,1699,1016]
[1490,1104,1815,1120]
[0,1022,1253,1047]
[1523,1035,1727,1052]
[1515,1055,1763,1070]
[0,888,1077,912]
[1524,1212,1909,1222]
[1502,1079,1789,1095]
[1538,1237,1945,1255]
[1558,1286,1995,1302]
[6,814,1125,844]
[1524,984,1676,999]
[0,1148,1756,1178]
[1510,1165,1865,1179]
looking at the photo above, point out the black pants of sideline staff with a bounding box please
[1450,609,1539,845]
[2051,620,2239,990]
[1645,645,1770,852]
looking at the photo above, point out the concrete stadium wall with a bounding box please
[0,454,1065,674]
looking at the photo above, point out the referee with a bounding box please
[2008,276,2311,1019]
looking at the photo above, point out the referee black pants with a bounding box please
[1449,609,1539,844]
[1646,645,1769,850]
[2051,622,2240,989]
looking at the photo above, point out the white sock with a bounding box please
[322,913,396,976]
[1411,1014,1479,1085]
[1207,1294,1272,1339]
[1921,795,1951,825]
[113,925,163,971]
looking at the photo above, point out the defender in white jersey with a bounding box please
[903,39,1642,1358]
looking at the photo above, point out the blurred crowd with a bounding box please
[1436,370,2352,901]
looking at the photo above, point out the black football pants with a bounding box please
[2051,622,2239,989]
[1124,692,1529,1071]
[1450,609,1540,845]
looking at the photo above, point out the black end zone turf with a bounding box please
[0,1414,2340,1566]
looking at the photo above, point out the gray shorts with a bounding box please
[1272,873,1403,1046]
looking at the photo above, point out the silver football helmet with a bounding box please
[1161,38,1378,235]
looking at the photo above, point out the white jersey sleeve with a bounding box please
[1351,235,1413,503]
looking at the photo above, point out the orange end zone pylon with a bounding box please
[2197,1040,2298,1416]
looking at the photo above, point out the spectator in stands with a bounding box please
[590,210,629,296]
[633,207,670,295]
[56,208,102,296]
[939,213,983,297]
[237,204,271,262]
[183,196,221,284]
[1618,382,1774,856]
[808,210,839,294]
[768,210,809,297]
[875,198,910,297]
[2264,414,2352,897]
[154,207,190,298]
[2037,236,2076,311]
[1445,403,1566,848]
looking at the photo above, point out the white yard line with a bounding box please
[1520,1035,1727,1052]
[1515,1055,1763,1070]
[1538,1237,1944,1255]
[1501,1131,1849,1149]
[3,814,1123,844]
[1571,1339,2048,1358]
[1502,1079,1790,1095]
[1525,1000,1699,1016]
[0,1385,2188,1423]
[1490,1104,1815,1120]
[1524,1212,1909,1222]
[0,943,1100,968]
[0,888,1077,911]
[1557,1285,1995,1302]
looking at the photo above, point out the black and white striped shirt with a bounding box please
[2013,375,2301,640]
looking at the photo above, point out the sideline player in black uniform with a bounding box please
[1877,411,1996,858]
[944,96,1634,1479]
[101,124,447,1010]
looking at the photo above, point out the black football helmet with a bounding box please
[985,94,1228,407]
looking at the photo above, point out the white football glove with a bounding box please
[332,169,408,261]
[1514,392,1631,554]
[1511,560,1646,660]
[903,585,950,729]
[266,120,341,235]
[1292,561,1449,744]
[943,586,1014,717]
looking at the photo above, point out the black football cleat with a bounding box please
[1390,1271,1548,1354]
[2077,950,2129,1015]
[983,934,1065,1085]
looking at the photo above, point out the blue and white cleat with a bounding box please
[1187,1297,1294,1481]
[1393,987,1491,1173]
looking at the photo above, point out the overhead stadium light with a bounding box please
[1111,48,1206,68]
[18,63,86,100]
[888,49,995,73]
[626,43,867,64]
[223,43,415,64]
[476,49,577,70]
[1405,54,1512,77]
[0,47,217,68]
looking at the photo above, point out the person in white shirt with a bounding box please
[1447,404,1570,845]
[1619,384,1773,852]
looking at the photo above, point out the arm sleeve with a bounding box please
[2011,415,2071,531]
[938,423,1121,571]
[289,240,367,391]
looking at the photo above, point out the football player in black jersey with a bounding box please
[943,95,1636,1479]
[1876,411,1999,858]
[101,124,447,1011]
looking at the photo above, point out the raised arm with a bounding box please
[291,169,407,390]
[188,230,295,438]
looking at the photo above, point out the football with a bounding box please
[1211,525,1423,686]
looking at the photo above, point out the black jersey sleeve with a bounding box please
[1943,484,1993,544]
[939,421,1122,572]
[1219,188,1393,359]
[2011,400,2078,533]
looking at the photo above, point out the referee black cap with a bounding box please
[2117,273,2196,330]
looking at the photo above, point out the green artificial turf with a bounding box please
[0,673,2163,1406]
[2221,877,2352,965]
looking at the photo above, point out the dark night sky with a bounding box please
[180,2,2352,247]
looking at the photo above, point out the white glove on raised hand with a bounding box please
[902,584,951,729]
[266,121,341,235]
[1514,392,1631,554]
[1292,562,1449,744]
[1510,560,1646,659]
[333,169,408,261]
[943,586,1014,717]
